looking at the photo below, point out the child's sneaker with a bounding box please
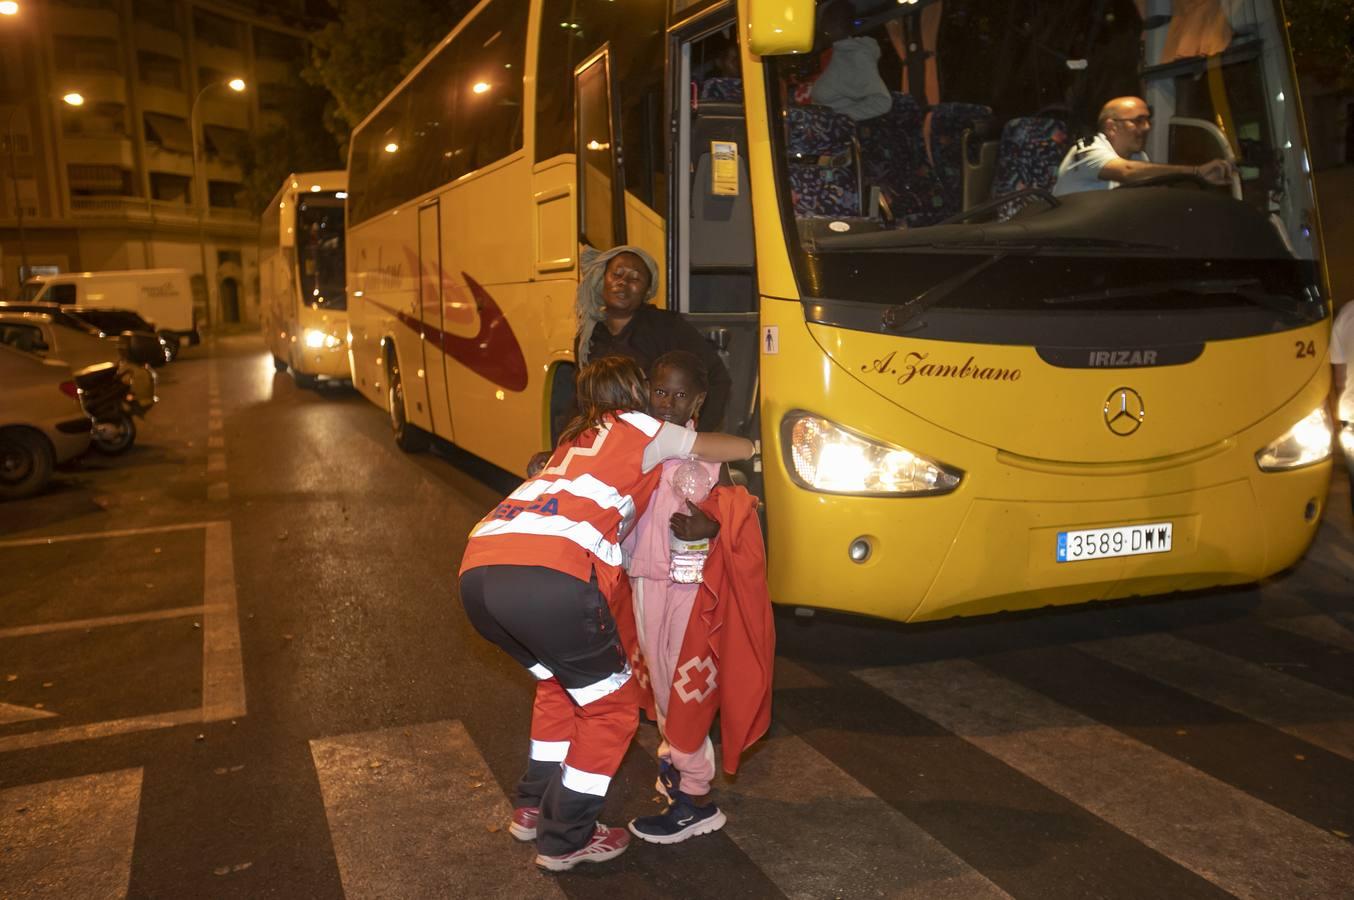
[508,806,539,841]
[629,793,727,845]
[534,823,631,871]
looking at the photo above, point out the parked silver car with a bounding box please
[0,344,91,500]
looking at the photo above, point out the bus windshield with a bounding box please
[766,0,1324,331]
[296,192,346,310]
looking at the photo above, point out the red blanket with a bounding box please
[664,485,776,774]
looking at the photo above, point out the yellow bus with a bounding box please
[260,171,351,387]
[346,0,1334,623]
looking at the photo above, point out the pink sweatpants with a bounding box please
[632,575,717,797]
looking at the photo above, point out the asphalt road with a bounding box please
[2,334,1352,899]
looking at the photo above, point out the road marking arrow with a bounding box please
[0,702,58,725]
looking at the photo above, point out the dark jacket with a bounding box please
[575,304,733,431]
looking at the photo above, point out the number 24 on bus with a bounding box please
[343,0,1335,624]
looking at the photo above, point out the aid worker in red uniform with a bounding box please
[458,356,755,872]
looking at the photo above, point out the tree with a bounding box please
[302,0,474,152]
[238,81,343,215]
[1286,0,1354,90]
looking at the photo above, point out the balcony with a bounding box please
[144,145,195,177]
[133,21,184,57]
[61,135,137,169]
[53,71,128,106]
[69,196,155,221]
[137,85,191,118]
[46,6,121,38]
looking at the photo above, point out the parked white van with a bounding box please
[22,269,198,356]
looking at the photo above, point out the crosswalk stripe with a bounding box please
[858,660,1354,900]
[1079,632,1354,761]
[310,720,563,899]
[644,727,1010,899]
[0,768,142,899]
[1268,613,1354,653]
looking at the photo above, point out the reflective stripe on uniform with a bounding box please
[566,666,633,706]
[618,411,661,437]
[508,473,636,521]
[560,763,611,797]
[527,663,553,680]
[530,739,570,762]
[471,512,624,567]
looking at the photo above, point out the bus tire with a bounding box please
[0,427,55,500]
[273,355,287,372]
[294,371,319,389]
[388,355,429,453]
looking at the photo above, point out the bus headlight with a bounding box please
[1255,406,1333,471]
[304,328,343,350]
[782,412,962,496]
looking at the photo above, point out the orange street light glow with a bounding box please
[62,92,85,107]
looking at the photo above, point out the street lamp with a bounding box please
[61,92,84,107]
[190,77,246,331]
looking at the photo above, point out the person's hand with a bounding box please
[670,500,719,542]
[526,451,551,478]
[1194,158,1237,186]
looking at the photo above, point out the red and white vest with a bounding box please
[459,411,665,586]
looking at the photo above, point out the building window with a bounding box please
[62,102,128,137]
[257,82,296,113]
[0,44,28,99]
[208,180,243,208]
[53,37,123,74]
[138,51,183,90]
[217,249,242,266]
[143,112,193,153]
[134,0,179,29]
[68,164,135,196]
[150,172,192,203]
[0,122,31,155]
[203,125,247,163]
[254,29,303,62]
[193,11,241,50]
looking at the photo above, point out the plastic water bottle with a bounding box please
[669,459,714,584]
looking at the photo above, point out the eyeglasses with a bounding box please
[1109,108,1154,127]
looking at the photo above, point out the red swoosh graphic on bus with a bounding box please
[370,270,529,392]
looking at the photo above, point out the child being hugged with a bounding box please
[458,356,754,873]
[624,351,776,845]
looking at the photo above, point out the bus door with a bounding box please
[417,200,454,440]
[674,23,761,486]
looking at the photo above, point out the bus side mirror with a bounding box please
[746,0,816,56]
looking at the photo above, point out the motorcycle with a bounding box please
[73,332,160,455]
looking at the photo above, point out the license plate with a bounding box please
[1056,522,1172,563]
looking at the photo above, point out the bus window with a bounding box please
[536,0,666,213]
[297,192,346,310]
[576,51,622,249]
[454,1,527,173]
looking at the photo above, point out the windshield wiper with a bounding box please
[881,253,1008,332]
[1042,277,1303,313]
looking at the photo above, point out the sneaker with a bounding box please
[508,806,539,842]
[534,823,631,871]
[629,794,727,845]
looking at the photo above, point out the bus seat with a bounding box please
[856,92,944,227]
[962,130,1000,211]
[991,116,1069,220]
[929,102,993,220]
[699,77,744,103]
[786,104,860,218]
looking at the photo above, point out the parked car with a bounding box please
[0,310,161,454]
[63,307,172,366]
[0,301,107,338]
[21,269,197,358]
[0,343,91,500]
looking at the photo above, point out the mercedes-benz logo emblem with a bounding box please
[1104,387,1145,436]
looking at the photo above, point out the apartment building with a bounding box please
[0,0,322,326]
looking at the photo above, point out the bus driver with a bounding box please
[1053,96,1236,196]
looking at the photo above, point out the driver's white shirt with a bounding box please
[1053,133,1148,196]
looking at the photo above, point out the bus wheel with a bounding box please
[388,358,429,453]
[272,356,287,372]
[294,371,319,389]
